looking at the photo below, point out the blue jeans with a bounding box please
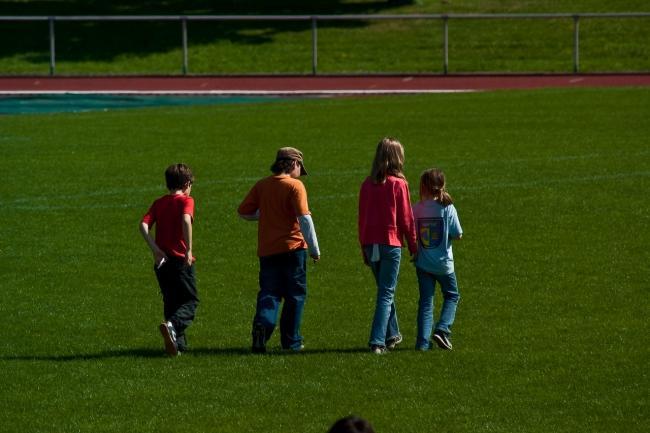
[416,267,460,350]
[365,245,402,347]
[253,249,307,350]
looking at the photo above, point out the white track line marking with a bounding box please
[0,89,475,96]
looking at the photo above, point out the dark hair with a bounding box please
[270,158,296,175]
[328,416,375,433]
[420,168,453,206]
[165,163,194,190]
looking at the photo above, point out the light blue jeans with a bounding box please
[365,245,402,347]
[416,267,460,350]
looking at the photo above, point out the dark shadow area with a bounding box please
[190,346,374,357]
[0,346,377,361]
[0,0,415,64]
[0,0,416,15]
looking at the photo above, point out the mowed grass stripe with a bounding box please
[0,88,648,433]
[3,170,649,211]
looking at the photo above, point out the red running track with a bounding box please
[0,74,649,95]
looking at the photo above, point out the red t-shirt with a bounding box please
[142,193,195,260]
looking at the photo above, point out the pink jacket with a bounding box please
[358,175,417,255]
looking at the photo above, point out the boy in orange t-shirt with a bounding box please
[238,147,320,353]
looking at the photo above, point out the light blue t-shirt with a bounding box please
[413,200,462,275]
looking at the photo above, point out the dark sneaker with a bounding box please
[176,334,188,353]
[159,321,178,356]
[371,345,387,355]
[432,330,452,350]
[252,323,267,354]
[386,334,403,350]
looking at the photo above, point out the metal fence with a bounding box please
[1,13,649,76]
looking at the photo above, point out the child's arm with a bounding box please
[396,182,417,255]
[238,209,260,221]
[182,213,193,267]
[448,205,463,241]
[298,214,320,262]
[139,222,167,266]
[238,186,260,221]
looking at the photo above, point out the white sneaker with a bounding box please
[159,321,178,356]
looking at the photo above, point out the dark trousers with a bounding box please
[253,249,307,350]
[155,259,199,351]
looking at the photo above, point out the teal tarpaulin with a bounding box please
[0,94,289,115]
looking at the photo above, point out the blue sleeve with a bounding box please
[448,205,463,238]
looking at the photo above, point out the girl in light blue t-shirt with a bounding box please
[412,168,463,351]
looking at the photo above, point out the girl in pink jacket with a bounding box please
[358,137,417,354]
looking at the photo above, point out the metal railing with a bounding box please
[1,13,649,76]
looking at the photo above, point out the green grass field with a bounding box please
[1,88,648,432]
[0,0,649,74]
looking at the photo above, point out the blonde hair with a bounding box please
[370,137,405,183]
[420,168,453,206]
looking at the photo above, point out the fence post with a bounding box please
[311,16,318,75]
[573,15,580,74]
[181,17,188,75]
[442,15,449,75]
[48,17,55,76]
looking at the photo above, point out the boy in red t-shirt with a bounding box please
[140,163,198,356]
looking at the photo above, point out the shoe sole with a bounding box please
[432,333,452,350]
[159,323,178,356]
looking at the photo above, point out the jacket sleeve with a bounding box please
[396,180,417,255]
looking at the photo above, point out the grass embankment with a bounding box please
[0,0,648,74]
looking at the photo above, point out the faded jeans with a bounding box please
[416,267,460,350]
[365,245,402,347]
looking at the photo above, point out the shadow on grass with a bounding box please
[0,0,415,64]
[1,346,374,361]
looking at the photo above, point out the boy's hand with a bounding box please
[310,253,320,263]
[184,250,194,267]
[154,249,168,268]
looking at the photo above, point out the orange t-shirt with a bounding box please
[238,175,310,257]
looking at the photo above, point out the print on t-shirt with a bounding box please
[418,217,443,249]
